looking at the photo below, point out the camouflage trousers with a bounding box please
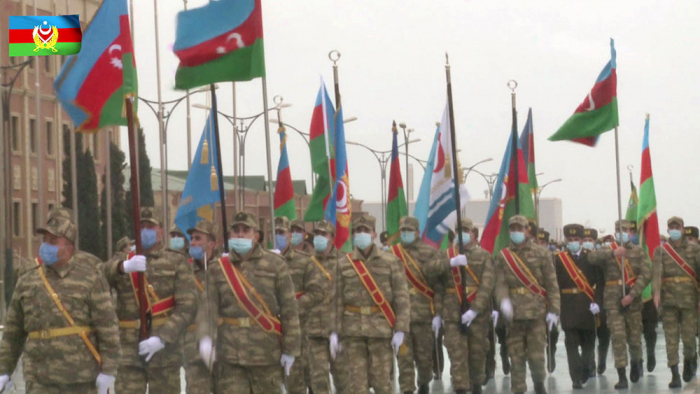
[335,336,393,394]
[506,319,547,393]
[306,336,332,394]
[397,322,433,392]
[443,321,469,390]
[468,313,491,386]
[287,335,310,394]
[114,365,180,393]
[184,359,213,394]
[26,381,95,394]
[214,361,282,393]
[607,308,642,369]
[661,306,698,367]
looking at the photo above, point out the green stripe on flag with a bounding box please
[549,98,619,141]
[9,42,81,56]
[386,188,407,243]
[275,199,297,221]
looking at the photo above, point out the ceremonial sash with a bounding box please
[127,252,175,317]
[311,256,333,282]
[391,245,435,314]
[188,259,205,292]
[447,247,479,303]
[295,291,306,299]
[218,256,282,335]
[662,243,698,288]
[501,249,547,298]
[346,254,396,328]
[556,252,595,302]
[610,242,637,287]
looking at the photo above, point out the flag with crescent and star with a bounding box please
[9,15,82,56]
[323,105,352,252]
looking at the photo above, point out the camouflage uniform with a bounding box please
[104,207,198,393]
[0,214,121,392]
[494,216,560,394]
[116,236,134,255]
[333,214,410,394]
[197,211,301,394]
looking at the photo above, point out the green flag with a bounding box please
[625,180,638,223]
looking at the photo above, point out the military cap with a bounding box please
[314,220,335,234]
[353,214,376,231]
[187,219,217,238]
[46,207,73,223]
[37,216,77,244]
[614,219,631,230]
[291,219,306,232]
[379,231,389,243]
[685,226,699,238]
[602,234,615,242]
[231,211,258,229]
[116,236,133,251]
[563,224,585,238]
[667,216,684,228]
[455,218,474,231]
[169,224,185,237]
[537,230,550,243]
[584,228,598,240]
[304,233,314,243]
[274,216,291,231]
[140,207,162,226]
[629,221,637,231]
[399,216,420,231]
[509,215,529,227]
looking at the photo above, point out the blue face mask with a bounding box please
[630,234,639,245]
[170,237,185,251]
[354,233,373,250]
[39,242,60,266]
[141,228,157,250]
[189,246,204,261]
[567,241,581,253]
[130,245,136,252]
[314,236,329,252]
[291,233,304,247]
[548,244,557,252]
[275,234,289,251]
[604,241,612,248]
[400,231,416,245]
[229,238,253,255]
[460,232,471,246]
[582,241,595,251]
[595,243,601,250]
[616,232,629,244]
[510,232,525,245]
[669,229,683,241]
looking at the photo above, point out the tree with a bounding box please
[124,127,155,234]
[100,140,129,259]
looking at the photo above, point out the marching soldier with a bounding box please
[495,215,560,394]
[169,224,188,253]
[291,219,314,254]
[584,228,611,375]
[652,216,700,387]
[197,211,301,393]
[554,224,602,389]
[588,219,651,389]
[116,236,135,255]
[330,213,410,393]
[536,229,550,248]
[104,207,198,393]
[275,216,326,394]
[685,226,699,244]
[0,210,121,393]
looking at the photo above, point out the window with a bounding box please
[93,133,100,161]
[63,123,70,135]
[48,203,55,215]
[44,56,51,73]
[11,115,20,152]
[31,202,39,233]
[48,168,55,192]
[46,121,53,155]
[9,57,15,65]
[12,202,21,237]
[29,118,36,153]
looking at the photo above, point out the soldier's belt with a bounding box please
[606,280,623,286]
[561,288,584,294]
[119,317,169,329]
[446,286,479,294]
[345,305,381,315]
[217,317,254,327]
[510,287,530,295]
[662,276,695,284]
[28,326,93,340]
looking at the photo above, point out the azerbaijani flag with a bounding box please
[9,15,82,57]
[273,124,296,220]
[386,121,408,244]
[637,116,660,302]
[549,39,618,147]
[625,179,639,223]
[324,106,351,252]
[519,108,538,193]
[54,0,137,133]
[173,0,264,90]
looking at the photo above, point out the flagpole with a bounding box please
[70,122,79,249]
[614,126,626,298]
[232,83,238,211]
[183,0,192,171]
[261,77,276,249]
[34,0,43,230]
[106,130,113,257]
[508,80,519,214]
[153,0,168,232]
[328,51,341,200]
[210,84,229,252]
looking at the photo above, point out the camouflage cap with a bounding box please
[187,219,217,238]
[509,215,529,227]
[231,211,258,229]
[602,234,615,242]
[304,233,314,243]
[563,224,585,238]
[290,219,306,232]
[685,226,699,238]
[140,207,162,226]
[274,216,291,231]
[667,216,684,228]
[584,228,598,240]
[314,220,335,234]
[46,207,73,223]
[169,224,184,237]
[353,214,376,231]
[537,230,550,243]
[116,236,133,251]
[629,221,638,231]
[37,216,77,244]
[399,216,419,231]
[455,218,474,231]
[614,219,631,230]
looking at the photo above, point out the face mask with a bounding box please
[229,238,253,255]
[189,246,204,261]
[630,234,639,245]
[291,233,304,247]
[669,229,683,241]
[616,232,629,244]
[382,246,389,252]
[567,241,581,253]
[510,232,525,245]
[354,233,373,250]
[583,241,595,251]
[400,231,416,245]
[548,245,556,252]
[170,237,185,251]
[314,236,329,252]
[130,245,136,252]
[141,228,157,250]
[604,242,612,248]
[460,232,471,246]
[39,242,60,266]
[275,234,288,251]
[595,243,601,250]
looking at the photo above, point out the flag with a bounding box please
[323,106,351,252]
[414,103,469,249]
[637,117,660,302]
[9,15,82,56]
[173,0,264,90]
[273,124,296,220]
[54,0,137,133]
[625,180,638,223]
[174,111,221,241]
[304,80,336,222]
[519,108,538,193]
[386,122,408,243]
[481,131,536,254]
[549,39,618,147]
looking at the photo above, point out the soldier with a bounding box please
[584,228,611,375]
[652,216,700,387]
[0,212,121,393]
[197,211,300,392]
[291,219,314,254]
[555,224,602,389]
[588,219,652,389]
[536,229,550,248]
[104,207,198,393]
[389,216,438,394]
[116,236,135,255]
[330,214,409,393]
[530,224,559,374]
[183,219,219,394]
[684,226,699,244]
[380,231,390,251]
[169,224,188,253]
[275,216,326,394]
[495,215,560,394]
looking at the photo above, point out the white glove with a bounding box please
[450,254,468,267]
[431,315,442,336]
[123,254,147,273]
[138,336,165,362]
[461,309,478,326]
[270,249,281,255]
[95,373,115,394]
[0,375,12,393]
[199,336,216,366]
[222,253,229,258]
[329,332,341,360]
[280,354,295,376]
[546,313,559,330]
[589,303,600,315]
[392,331,405,355]
[500,299,513,321]
[492,310,500,328]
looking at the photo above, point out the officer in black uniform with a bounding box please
[685,226,699,244]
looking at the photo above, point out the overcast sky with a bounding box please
[122,0,700,235]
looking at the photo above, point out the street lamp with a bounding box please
[469,168,499,200]
[536,178,562,224]
[462,158,493,183]
[398,122,414,207]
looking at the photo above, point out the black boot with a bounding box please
[647,347,656,372]
[572,379,583,389]
[417,384,429,394]
[639,359,644,378]
[534,381,547,394]
[471,383,483,394]
[630,360,640,383]
[682,359,696,382]
[455,390,468,394]
[598,352,607,375]
[615,367,628,389]
[669,365,681,388]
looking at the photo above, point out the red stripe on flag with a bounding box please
[640,149,652,184]
[574,70,617,114]
[273,167,293,210]
[309,104,325,140]
[387,158,403,201]
[9,28,82,44]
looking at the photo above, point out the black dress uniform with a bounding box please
[590,230,612,375]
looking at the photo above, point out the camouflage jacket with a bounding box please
[306,247,338,338]
[0,253,121,384]
[284,248,325,320]
[333,245,410,338]
[196,244,301,365]
[495,239,561,320]
[589,242,651,312]
[652,239,700,310]
[392,241,439,323]
[184,253,218,365]
[104,245,197,367]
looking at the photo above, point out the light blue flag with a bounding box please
[414,127,440,236]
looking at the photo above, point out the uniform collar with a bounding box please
[47,254,76,278]
[351,244,378,261]
[229,243,263,263]
[315,246,337,260]
[510,238,532,252]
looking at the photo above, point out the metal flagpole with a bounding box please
[106,130,113,257]
[232,83,238,211]
[70,123,79,249]
[34,0,43,229]
[261,78,276,249]
[210,84,229,252]
[183,0,191,171]
[614,126,626,298]
[327,51,341,198]
[508,80,519,214]
[153,0,168,232]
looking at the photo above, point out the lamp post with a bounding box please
[469,168,499,200]
[398,122,414,206]
[536,178,562,224]
[462,158,493,183]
